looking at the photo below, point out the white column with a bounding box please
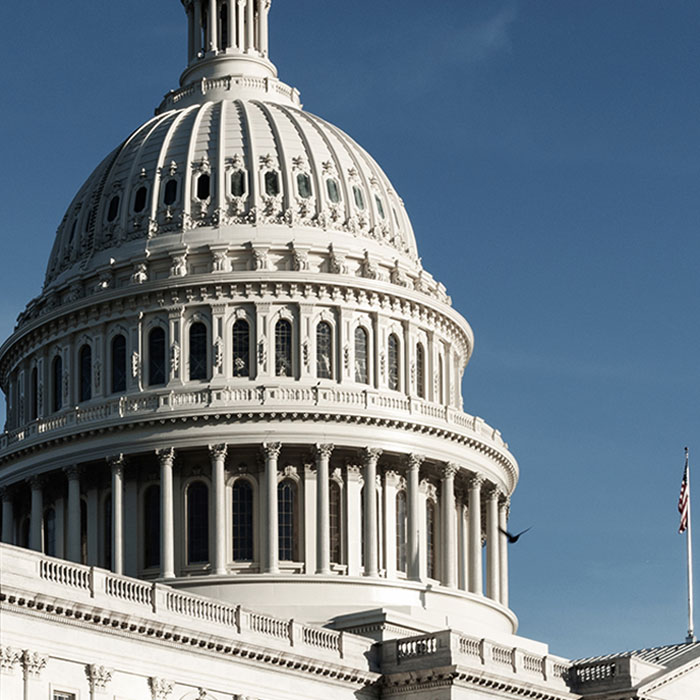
[236,0,245,50]
[262,442,281,573]
[208,0,218,51]
[314,443,334,574]
[157,448,176,579]
[407,453,423,580]
[29,477,43,552]
[468,475,483,595]
[499,495,510,607]
[227,0,236,50]
[1,487,15,544]
[193,0,203,55]
[303,463,317,574]
[245,0,254,52]
[362,448,382,577]
[259,0,270,56]
[486,485,500,601]
[65,466,82,563]
[457,498,468,590]
[108,455,125,574]
[209,443,228,575]
[441,463,458,588]
[345,465,363,576]
[383,470,400,579]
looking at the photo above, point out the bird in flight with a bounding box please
[500,527,531,544]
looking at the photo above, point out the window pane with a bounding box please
[416,344,425,399]
[232,480,253,561]
[316,322,332,379]
[330,482,341,564]
[187,481,209,565]
[111,335,127,394]
[164,179,178,206]
[375,195,385,219]
[275,319,292,377]
[232,320,250,377]
[189,322,208,381]
[79,345,92,402]
[326,179,340,203]
[297,173,312,199]
[388,334,400,391]
[278,480,296,561]
[353,186,365,210]
[144,485,160,569]
[265,171,280,197]
[231,170,247,197]
[148,328,166,386]
[396,491,407,572]
[354,327,368,384]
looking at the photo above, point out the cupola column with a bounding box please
[362,448,382,577]
[1,487,15,544]
[441,463,458,588]
[193,0,203,56]
[187,2,196,62]
[208,0,218,51]
[467,475,484,594]
[262,442,281,574]
[260,0,270,56]
[236,0,245,50]
[157,448,176,579]
[499,495,510,606]
[109,455,125,574]
[486,486,501,601]
[29,476,44,552]
[314,444,334,574]
[457,496,468,589]
[407,453,424,580]
[209,444,228,575]
[65,466,82,563]
[227,0,236,50]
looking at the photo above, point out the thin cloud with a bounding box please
[449,3,518,65]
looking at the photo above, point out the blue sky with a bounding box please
[1,1,699,660]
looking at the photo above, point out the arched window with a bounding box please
[196,173,211,200]
[438,355,444,405]
[316,322,333,379]
[111,335,127,394]
[416,343,425,399]
[326,178,340,203]
[104,495,112,569]
[232,480,254,561]
[79,345,92,402]
[107,195,120,222]
[275,319,292,377]
[278,479,297,561]
[232,319,250,377]
[30,367,38,421]
[189,322,208,381]
[133,186,148,213]
[148,327,166,386]
[43,507,56,556]
[80,498,88,565]
[354,327,369,384]
[330,481,341,564]
[231,170,247,197]
[396,491,407,573]
[52,355,63,412]
[187,481,209,565]
[297,173,312,199]
[163,178,178,206]
[388,334,400,391]
[426,500,437,579]
[265,171,280,197]
[144,485,160,569]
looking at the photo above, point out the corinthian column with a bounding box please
[407,453,424,580]
[468,475,483,594]
[499,494,510,606]
[29,476,44,552]
[64,465,82,563]
[362,447,382,576]
[314,443,334,574]
[441,463,458,588]
[262,442,281,573]
[108,456,125,574]
[486,485,501,601]
[156,448,176,579]
[209,443,228,575]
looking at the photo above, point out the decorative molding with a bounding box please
[361,447,383,465]
[86,664,113,693]
[313,443,334,461]
[149,677,174,700]
[443,462,459,479]
[208,443,228,461]
[261,442,282,460]
[468,475,485,490]
[21,650,47,678]
[155,447,176,465]
[0,646,21,674]
[407,453,425,471]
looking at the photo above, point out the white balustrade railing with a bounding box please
[39,559,90,590]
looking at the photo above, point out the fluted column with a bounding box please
[1,486,15,544]
[499,495,510,606]
[29,476,44,552]
[208,0,218,51]
[209,444,228,575]
[262,442,281,573]
[362,448,382,576]
[108,455,125,574]
[441,463,458,588]
[407,453,423,580]
[156,448,176,579]
[468,475,483,594]
[314,444,334,574]
[65,466,82,563]
[486,485,501,601]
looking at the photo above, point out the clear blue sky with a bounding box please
[1,0,699,660]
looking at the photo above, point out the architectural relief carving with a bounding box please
[170,252,188,278]
[208,443,228,461]
[0,646,21,674]
[86,664,114,692]
[22,650,47,678]
[149,677,174,700]
[170,340,181,374]
[131,262,148,284]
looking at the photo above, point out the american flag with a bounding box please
[679,451,690,534]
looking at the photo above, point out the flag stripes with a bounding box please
[679,453,690,534]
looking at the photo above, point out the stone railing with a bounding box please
[2,544,356,665]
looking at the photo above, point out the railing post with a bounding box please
[234,605,242,634]
[543,655,554,681]
[288,619,296,647]
[338,630,344,659]
[479,639,490,666]
[89,567,96,598]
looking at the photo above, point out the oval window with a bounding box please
[375,195,386,219]
[353,186,365,210]
[134,186,148,213]
[297,173,312,199]
[265,171,280,197]
[231,170,247,197]
[196,173,211,201]
[164,179,178,206]
[107,195,120,222]
[326,179,340,203]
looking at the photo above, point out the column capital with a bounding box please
[148,677,174,700]
[64,464,84,480]
[28,475,45,490]
[22,650,47,678]
[107,454,127,472]
[361,447,383,465]
[208,443,228,461]
[86,664,114,693]
[156,447,175,466]
[261,442,282,460]
[0,483,20,501]
[442,462,459,479]
[313,443,335,460]
[485,484,502,500]
[406,453,425,471]
[468,474,485,491]
[345,464,364,482]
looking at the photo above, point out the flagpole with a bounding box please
[685,447,696,643]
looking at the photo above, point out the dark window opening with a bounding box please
[297,173,312,199]
[187,481,209,565]
[396,491,407,573]
[52,355,63,413]
[43,508,56,557]
[164,179,178,206]
[30,367,38,420]
[388,334,400,391]
[189,322,208,381]
[231,170,247,197]
[232,480,254,561]
[354,327,368,384]
[196,173,211,201]
[111,335,127,394]
[148,328,166,387]
[416,344,425,399]
[330,481,341,564]
[326,179,340,203]
[316,322,333,379]
[144,485,160,569]
[220,2,229,48]
[134,186,148,213]
[232,319,250,377]
[278,480,297,561]
[353,186,365,210]
[107,195,120,222]
[79,344,92,402]
[80,499,88,565]
[426,500,436,579]
[275,319,292,377]
[104,495,112,570]
[265,171,280,197]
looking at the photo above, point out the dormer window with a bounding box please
[297,173,312,199]
[265,171,280,197]
[353,186,365,210]
[231,170,247,197]
[107,195,120,223]
[326,179,340,203]
[196,173,211,200]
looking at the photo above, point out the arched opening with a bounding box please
[148,327,166,387]
[329,481,341,564]
[232,319,250,377]
[187,481,209,565]
[396,491,407,573]
[388,334,400,391]
[52,355,63,412]
[232,479,253,562]
[144,485,160,569]
[79,344,92,402]
[416,343,425,399]
[111,334,127,394]
[354,327,369,384]
[426,500,437,579]
[316,322,333,379]
[275,319,292,377]
[43,507,56,557]
[278,479,298,561]
[189,322,208,381]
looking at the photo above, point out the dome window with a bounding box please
[187,481,209,565]
[297,173,312,199]
[232,479,254,561]
[354,327,369,384]
[275,319,292,377]
[134,186,148,213]
[396,491,407,573]
[416,343,426,399]
[231,170,247,198]
[353,186,365,210]
[316,322,333,379]
[278,479,298,561]
[163,178,178,206]
[111,335,127,394]
[79,344,92,402]
[52,355,63,413]
[196,173,211,201]
[326,178,341,203]
[388,334,400,391]
[189,322,208,381]
[375,196,386,219]
[265,171,280,197]
[148,327,166,387]
[107,195,120,223]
